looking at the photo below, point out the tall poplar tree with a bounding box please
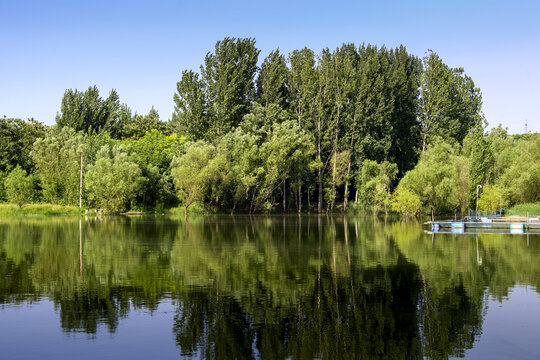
[418,50,483,150]
[172,70,208,140]
[288,48,319,209]
[288,47,317,132]
[56,86,121,135]
[387,46,422,175]
[354,45,394,164]
[201,37,260,141]
[256,49,289,108]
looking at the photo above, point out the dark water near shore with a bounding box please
[0,215,539,359]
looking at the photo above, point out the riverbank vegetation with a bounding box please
[1,38,538,216]
[0,203,81,216]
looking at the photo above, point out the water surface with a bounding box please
[0,216,539,359]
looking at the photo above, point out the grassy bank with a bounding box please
[0,203,82,216]
[507,203,540,216]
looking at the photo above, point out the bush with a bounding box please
[85,145,144,213]
[478,185,504,211]
[507,203,540,216]
[4,165,33,208]
[391,188,422,217]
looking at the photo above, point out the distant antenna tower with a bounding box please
[525,119,529,134]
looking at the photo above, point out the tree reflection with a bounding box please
[0,216,538,357]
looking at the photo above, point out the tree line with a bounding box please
[1,37,537,215]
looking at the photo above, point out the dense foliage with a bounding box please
[1,38,538,214]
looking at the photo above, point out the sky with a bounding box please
[1,0,539,133]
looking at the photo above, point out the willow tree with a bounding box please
[85,145,143,213]
[171,141,216,218]
[31,126,84,205]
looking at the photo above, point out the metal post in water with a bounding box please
[476,184,482,219]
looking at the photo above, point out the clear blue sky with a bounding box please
[1,0,539,133]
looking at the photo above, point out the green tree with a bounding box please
[454,155,471,214]
[257,49,289,108]
[391,188,422,217]
[394,140,459,214]
[288,47,317,132]
[218,116,266,213]
[374,161,398,215]
[418,51,483,151]
[354,45,394,163]
[31,127,84,205]
[357,160,397,215]
[387,46,422,175]
[56,86,121,134]
[171,141,216,218]
[201,37,260,141]
[4,165,33,208]
[478,184,504,211]
[0,116,46,173]
[172,70,207,140]
[258,119,315,212]
[497,135,540,205]
[121,107,169,139]
[121,130,185,209]
[85,145,143,213]
[288,47,319,210]
[357,160,379,211]
[462,125,492,207]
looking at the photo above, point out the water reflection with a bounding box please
[0,216,538,359]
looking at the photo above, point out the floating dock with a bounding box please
[426,216,540,234]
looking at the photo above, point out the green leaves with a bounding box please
[171,141,216,214]
[172,70,207,140]
[394,140,460,214]
[419,51,483,151]
[202,37,260,141]
[4,165,33,208]
[56,86,121,135]
[31,127,83,205]
[0,116,46,173]
[85,145,143,213]
[357,159,397,214]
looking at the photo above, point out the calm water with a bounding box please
[0,216,539,359]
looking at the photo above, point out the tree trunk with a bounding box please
[317,119,322,213]
[298,184,302,213]
[283,177,286,213]
[184,204,189,220]
[79,150,84,209]
[331,149,337,210]
[249,191,255,214]
[343,159,351,211]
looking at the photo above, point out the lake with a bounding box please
[0,215,539,359]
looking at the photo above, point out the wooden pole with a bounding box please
[79,149,83,209]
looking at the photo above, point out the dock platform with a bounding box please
[426,216,540,233]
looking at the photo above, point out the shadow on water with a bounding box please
[0,215,539,358]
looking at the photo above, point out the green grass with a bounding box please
[0,203,82,216]
[507,203,540,216]
[165,204,204,216]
